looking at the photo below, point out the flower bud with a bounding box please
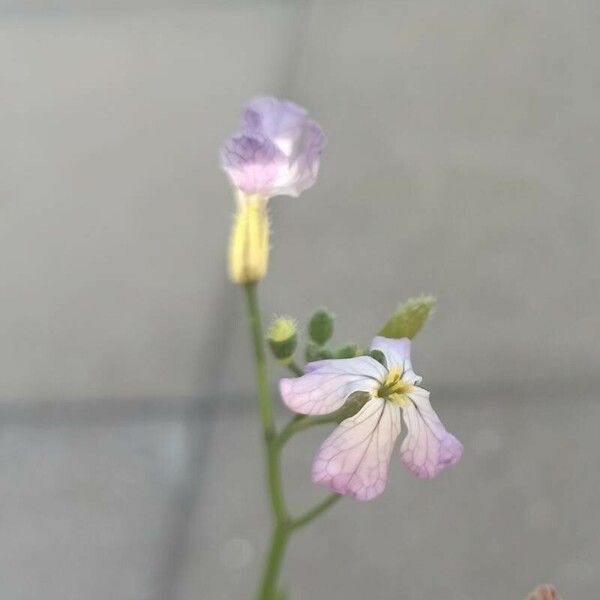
[228,193,269,284]
[335,344,358,359]
[308,308,334,345]
[305,342,333,362]
[379,295,435,339]
[267,317,297,363]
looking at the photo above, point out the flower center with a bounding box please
[377,365,413,405]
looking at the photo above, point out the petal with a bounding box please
[369,336,421,384]
[220,134,286,196]
[269,119,325,197]
[224,97,325,198]
[399,387,463,479]
[243,97,307,156]
[280,356,385,416]
[312,397,402,501]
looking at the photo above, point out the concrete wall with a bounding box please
[2,3,600,600]
[2,0,598,404]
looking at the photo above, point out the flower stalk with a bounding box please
[243,283,340,600]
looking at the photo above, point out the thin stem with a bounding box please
[286,360,304,376]
[291,494,341,531]
[277,413,337,448]
[243,283,344,599]
[243,283,289,600]
[255,522,290,600]
[244,283,287,523]
[244,283,274,433]
[276,395,369,450]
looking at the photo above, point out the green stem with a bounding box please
[286,360,304,376]
[255,522,290,600]
[291,494,341,531]
[243,283,343,600]
[244,283,288,599]
[244,283,287,523]
[276,396,369,450]
[244,283,274,434]
[277,413,336,448]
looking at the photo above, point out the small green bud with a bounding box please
[308,308,334,345]
[369,349,387,366]
[335,344,358,359]
[379,295,436,339]
[267,317,297,363]
[305,342,333,362]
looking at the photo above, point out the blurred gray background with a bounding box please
[1,1,599,599]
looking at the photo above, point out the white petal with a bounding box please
[312,397,402,501]
[369,336,421,384]
[279,356,385,416]
[399,387,463,479]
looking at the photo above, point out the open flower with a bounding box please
[221,97,325,199]
[222,97,325,284]
[279,336,463,501]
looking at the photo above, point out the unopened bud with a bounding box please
[305,342,333,362]
[308,308,334,345]
[335,344,358,359]
[267,317,297,363]
[379,295,435,339]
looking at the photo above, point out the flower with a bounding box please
[279,336,463,501]
[222,97,325,284]
[221,97,325,199]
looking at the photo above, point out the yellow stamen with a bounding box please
[377,365,414,405]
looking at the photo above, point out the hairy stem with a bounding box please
[243,283,343,600]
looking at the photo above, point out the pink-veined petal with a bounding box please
[369,336,421,384]
[312,397,402,501]
[399,387,463,479]
[279,356,385,415]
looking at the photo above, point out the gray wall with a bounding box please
[2,0,598,404]
[1,2,599,600]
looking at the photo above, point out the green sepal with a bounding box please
[335,392,370,423]
[308,308,334,345]
[378,295,436,339]
[369,349,386,366]
[305,342,333,362]
[335,344,359,359]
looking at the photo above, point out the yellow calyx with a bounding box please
[228,192,270,285]
[377,365,413,405]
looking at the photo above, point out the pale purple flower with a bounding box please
[279,336,463,501]
[221,97,325,198]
